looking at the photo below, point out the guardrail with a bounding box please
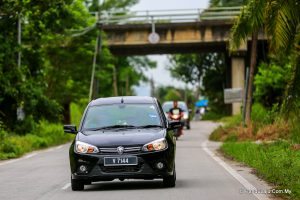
[92,7,242,24]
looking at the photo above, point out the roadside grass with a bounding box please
[0,121,74,160]
[222,141,300,199]
[0,101,87,160]
[209,102,300,199]
[209,103,291,142]
[201,112,227,121]
[70,99,88,126]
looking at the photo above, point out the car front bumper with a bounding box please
[70,147,175,182]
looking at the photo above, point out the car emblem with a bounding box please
[117,146,124,155]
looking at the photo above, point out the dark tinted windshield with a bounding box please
[82,104,161,130]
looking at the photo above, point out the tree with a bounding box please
[168,53,229,116]
[0,0,76,130]
[168,54,215,99]
[230,0,300,124]
[254,62,291,108]
[210,0,246,7]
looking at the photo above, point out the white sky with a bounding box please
[132,0,210,96]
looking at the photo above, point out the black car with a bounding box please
[64,96,180,191]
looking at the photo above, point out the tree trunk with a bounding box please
[245,31,258,126]
[125,74,129,95]
[63,101,71,124]
[113,66,118,96]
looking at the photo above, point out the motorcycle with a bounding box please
[168,113,183,139]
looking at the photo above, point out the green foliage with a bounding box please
[210,0,246,7]
[70,99,88,126]
[201,112,226,121]
[230,0,300,116]
[222,141,300,199]
[164,89,182,101]
[251,103,279,126]
[168,53,230,116]
[0,0,145,129]
[209,114,242,141]
[254,62,291,107]
[0,121,73,160]
[290,122,300,144]
[155,86,196,110]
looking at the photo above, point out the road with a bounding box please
[0,121,273,200]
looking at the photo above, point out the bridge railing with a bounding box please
[92,7,242,25]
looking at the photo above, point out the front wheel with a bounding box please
[163,168,176,188]
[71,178,84,191]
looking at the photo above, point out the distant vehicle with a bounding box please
[64,96,181,191]
[162,101,191,129]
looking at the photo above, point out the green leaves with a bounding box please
[254,62,291,107]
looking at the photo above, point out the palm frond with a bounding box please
[230,0,267,50]
[266,0,300,53]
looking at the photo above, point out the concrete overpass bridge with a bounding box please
[96,7,267,114]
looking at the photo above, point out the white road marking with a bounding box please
[55,145,64,150]
[0,144,67,166]
[24,153,37,159]
[62,183,71,190]
[202,140,270,200]
[0,152,37,166]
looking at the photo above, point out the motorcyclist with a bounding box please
[168,101,184,137]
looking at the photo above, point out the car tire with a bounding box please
[71,178,84,191]
[187,125,190,130]
[163,168,176,188]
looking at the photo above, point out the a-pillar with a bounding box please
[231,56,245,115]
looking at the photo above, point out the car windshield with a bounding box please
[82,104,162,130]
[162,102,187,113]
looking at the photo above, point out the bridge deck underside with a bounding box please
[107,42,227,55]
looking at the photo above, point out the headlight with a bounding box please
[183,113,188,120]
[75,141,99,154]
[142,138,168,152]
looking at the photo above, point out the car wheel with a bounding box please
[187,125,190,130]
[71,177,84,191]
[163,168,176,188]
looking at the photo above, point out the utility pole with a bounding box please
[17,13,21,68]
[150,77,155,97]
[88,0,103,101]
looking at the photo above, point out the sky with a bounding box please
[132,0,210,96]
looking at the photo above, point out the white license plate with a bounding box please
[104,156,138,166]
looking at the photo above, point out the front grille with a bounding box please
[99,146,142,154]
[100,163,143,173]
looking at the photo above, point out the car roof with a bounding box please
[89,96,156,106]
[163,101,186,105]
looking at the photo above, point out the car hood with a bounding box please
[77,128,166,147]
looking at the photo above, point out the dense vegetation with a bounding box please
[168,52,231,118]
[206,0,300,199]
[222,141,300,199]
[0,0,155,159]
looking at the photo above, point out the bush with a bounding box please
[202,112,226,121]
[0,120,74,160]
[254,62,291,108]
[251,103,279,127]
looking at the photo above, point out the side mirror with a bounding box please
[64,125,77,134]
[168,121,182,129]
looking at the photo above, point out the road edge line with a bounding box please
[62,183,71,190]
[0,144,68,166]
[202,140,269,200]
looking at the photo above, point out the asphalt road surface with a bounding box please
[0,121,273,200]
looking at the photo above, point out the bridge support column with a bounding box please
[231,57,245,115]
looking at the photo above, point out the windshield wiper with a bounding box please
[88,125,137,131]
[137,125,163,129]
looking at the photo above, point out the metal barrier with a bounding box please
[91,7,242,24]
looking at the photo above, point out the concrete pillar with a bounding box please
[231,57,245,115]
